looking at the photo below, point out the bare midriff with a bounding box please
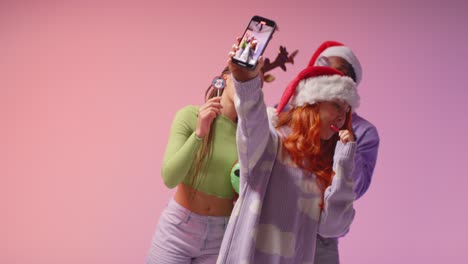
[174,183,234,216]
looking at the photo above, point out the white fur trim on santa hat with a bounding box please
[291,75,360,109]
[314,46,362,85]
[267,106,278,126]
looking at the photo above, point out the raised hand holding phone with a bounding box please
[229,43,264,82]
[231,15,276,70]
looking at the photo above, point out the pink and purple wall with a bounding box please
[3,0,468,263]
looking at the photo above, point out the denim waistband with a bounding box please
[168,198,230,225]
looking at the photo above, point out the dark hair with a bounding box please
[343,61,356,83]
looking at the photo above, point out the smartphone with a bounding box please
[232,15,277,69]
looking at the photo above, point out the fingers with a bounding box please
[338,130,355,143]
[199,107,220,120]
[198,107,222,120]
[338,130,348,143]
[199,97,223,113]
[207,105,222,116]
[199,97,223,119]
[200,96,222,107]
[205,96,222,104]
[196,104,221,138]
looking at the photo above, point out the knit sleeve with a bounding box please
[353,125,379,199]
[318,141,357,238]
[161,106,203,188]
[233,76,278,186]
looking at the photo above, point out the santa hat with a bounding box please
[276,66,359,114]
[308,41,362,85]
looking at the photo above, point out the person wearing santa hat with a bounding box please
[217,42,360,263]
[308,41,380,264]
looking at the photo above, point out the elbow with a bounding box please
[354,166,373,199]
[161,167,178,189]
[355,178,371,199]
[163,178,177,189]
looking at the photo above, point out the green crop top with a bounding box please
[161,105,238,199]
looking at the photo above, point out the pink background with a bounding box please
[3,0,468,263]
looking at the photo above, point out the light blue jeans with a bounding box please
[146,199,229,264]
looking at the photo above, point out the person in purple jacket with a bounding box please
[217,42,360,263]
[309,41,380,264]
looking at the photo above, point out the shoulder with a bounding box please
[352,113,380,143]
[170,105,200,128]
[353,113,378,131]
[175,105,199,118]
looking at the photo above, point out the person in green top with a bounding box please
[146,67,239,264]
[145,44,298,263]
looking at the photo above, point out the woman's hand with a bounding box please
[195,97,223,138]
[228,39,264,82]
[338,130,355,143]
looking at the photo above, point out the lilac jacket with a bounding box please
[350,112,379,199]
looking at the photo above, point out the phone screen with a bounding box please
[232,16,276,69]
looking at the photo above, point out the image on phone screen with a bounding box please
[233,17,275,68]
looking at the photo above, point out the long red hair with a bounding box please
[276,104,352,207]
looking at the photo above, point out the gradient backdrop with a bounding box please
[3,0,468,263]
